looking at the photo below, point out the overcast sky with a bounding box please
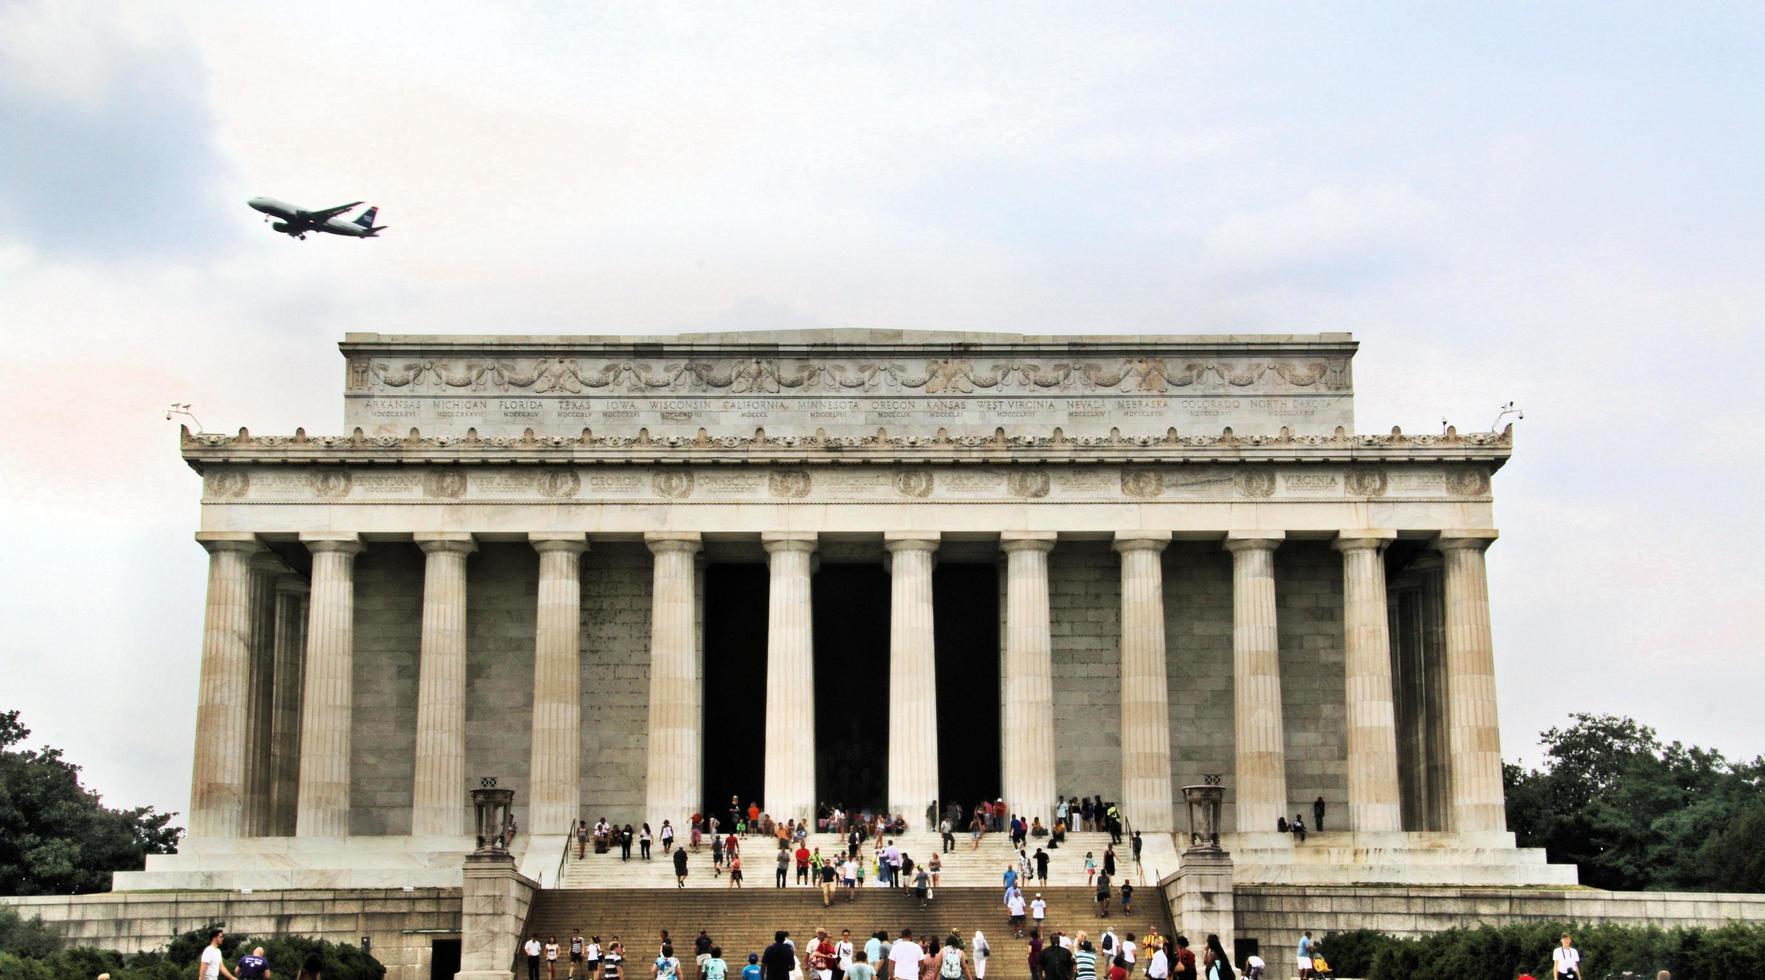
[2,2,1761,819]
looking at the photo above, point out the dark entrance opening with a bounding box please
[934,562,1001,815]
[812,563,891,812]
[429,940,461,980]
[702,563,770,816]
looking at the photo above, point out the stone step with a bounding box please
[523,886,1175,980]
[558,834,1145,890]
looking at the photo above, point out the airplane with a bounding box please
[247,197,387,240]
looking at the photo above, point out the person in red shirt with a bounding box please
[1106,957,1127,980]
[796,845,812,885]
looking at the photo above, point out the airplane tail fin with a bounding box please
[354,206,379,229]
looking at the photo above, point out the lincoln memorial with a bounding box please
[119,330,1572,890]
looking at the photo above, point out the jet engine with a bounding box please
[272,222,293,233]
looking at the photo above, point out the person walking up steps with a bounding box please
[727,853,743,888]
[673,843,689,887]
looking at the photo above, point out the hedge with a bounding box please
[1320,920,1765,980]
[0,911,385,980]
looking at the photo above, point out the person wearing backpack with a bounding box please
[939,936,969,980]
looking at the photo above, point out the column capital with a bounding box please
[762,531,818,554]
[1436,528,1499,552]
[1224,530,1285,553]
[1112,530,1172,553]
[645,531,703,554]
[529,532,588,554]
[883,531,940,553]
[300,532,363,556]
[196,531,260,554]
[1334,529,1398,553]
[415,531,478,555]
[1000,531,1058,553]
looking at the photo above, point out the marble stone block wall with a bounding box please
[1164,541,1237,826]
[579,542,652,826]
[1274,541,1347,823]
[1047,542,1122,803]
[466,543,538,827]
[350,542,423,836]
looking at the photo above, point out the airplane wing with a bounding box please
[300,201,364,222]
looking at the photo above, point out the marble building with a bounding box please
[118,330,1572,890]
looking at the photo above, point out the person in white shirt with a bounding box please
[1147,945,1170,980]
[888,930,925,980]
[1031,895,1047,925]
[837,931,856,980]
[1244,955,1265,980]
[1552,934,1581,980]
[1007,890,1028,938]
[200,930,237,980]
[1121,936,1137,968]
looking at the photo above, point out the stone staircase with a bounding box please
[523,887,1175,980]
[555,832,1167,890]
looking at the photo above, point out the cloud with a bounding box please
[0,1,234,259]
[1202,184,1444,288]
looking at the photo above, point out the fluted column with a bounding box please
[1000,532,1057,826]
[1437,529,1506,834]
[269,574,308,836]
[763,532,817,822]
[243,553,283,836]
[1114,531,1175,832]
[295,533,364,837]
[529,533,587,835]
[1226,530,1287,835]
[188,532,260,838]
[645,532,703,826]
[885,532,940,824]
[1336,530,1403,833]
[411,533,476,837]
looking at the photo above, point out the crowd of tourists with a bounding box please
[519,924,1241,980]
[571,797,1145,905]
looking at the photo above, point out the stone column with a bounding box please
[1335,530,1403,833]
[410,532,476,837]
[645,532,703,827]
[1000,532,1057,826]
[1114,531,1175,832]
[188,532,260,839]
[529,533,588,836]
[295,533,363,837]
[762,532,817,823]
[1226,531,1288,835]
[885,531,941,825]
[1437,529,1507,834]
[243,553,284,836]
[268,574,308,836]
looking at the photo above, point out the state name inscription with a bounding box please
[346,391,1352,438]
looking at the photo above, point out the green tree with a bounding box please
[1504,713,1765,891]
[0,709,183,895]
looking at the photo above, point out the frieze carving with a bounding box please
[1345,468,1388,497]
[1235,470,1277,498]
[352,355,1352,395]
[1446,468,1491,497]
[768,470,811,499]
[423,469,468,499]
[892,471,933,498]
[652,471,694,499]
[187,423,1509,456]
[1121,469,1164,499]
[206,470,249,498]
[537,469,581,499]
[1007,470,1051,498]
[309,470,352,498]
